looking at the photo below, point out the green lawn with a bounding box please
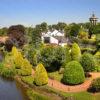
[48,71,63,81]
[43,85,100,100]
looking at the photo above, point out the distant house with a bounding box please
[41,30,67,46]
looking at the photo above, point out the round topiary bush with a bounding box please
[62,61,85,85]
[34,63,48,86]
[80,53,96,72]
[89,78,100,92]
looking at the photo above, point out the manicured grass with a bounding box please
[48,71,63,81]
[43,85,100,100]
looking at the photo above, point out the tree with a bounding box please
[34,63,48,86]
[31,28,42,49]
[80,53,96,72]
[78,27,88,39]
[69,23,80,37]
[62,61,85,85]
[39,46,66,71]
[71,43,81,61]
[0,27,8,36]
[57,22,66,31]
[89,24,100,38]
[64,46,71,64]
[41,22,48,32]
[6,25,26,50]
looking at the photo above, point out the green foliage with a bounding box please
[89,78,100,92]
[0,62,4,73]
[0,53,16,78]
[27,89,50,100]
[78,27,88,39]
[94,51,100,71]
[48,71,63,81]
[12,46,23,69]
[20,58,32,76]
[31,28,42,49]
[40,46,66,71]
[80,53,96,72]
[71,43,81,61]
[70,23,80,37]
[11,46,32,76]
[62,61,85,85]
[21,76,34,85]
[0,27,8,36]
[96,34,100,50]
[64,46,71,65]
[34,63,48,86]
[1,67,16,78]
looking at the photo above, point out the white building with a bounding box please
[41,30,67,46]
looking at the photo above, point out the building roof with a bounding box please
[42,30,64,37]
[54,36,67,43]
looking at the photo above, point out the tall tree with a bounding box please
[31,28,42,49]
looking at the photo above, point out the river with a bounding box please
[0,77,28,100]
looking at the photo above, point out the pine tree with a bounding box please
[71,43,81,61]
[34,63,48,86]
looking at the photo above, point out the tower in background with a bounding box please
[89,13,98,26]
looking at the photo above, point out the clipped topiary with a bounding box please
[80,53,96,72]
[89,78,100,92]
[34,63,48,86]
[62,61,85,85]
[20,58,32,76]
[12,46,23,69]
[71,43,81,61]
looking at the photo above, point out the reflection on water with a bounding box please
[0,77,28,100]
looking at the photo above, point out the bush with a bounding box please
[80,53,96,72]
[1,53,16,78]
[40,46,66,71]
[71,43,81,61]
[89,78,100,92]
[1,67,16,78]
[62,61,85,85]
[63,46,71,66]
[20,58,32,76]
[12,47,23,69]
[21,76,34,85]
[34,63,48,86]
[94,51,100,68]
[0,62,4,73]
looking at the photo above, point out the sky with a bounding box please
[0,0,100,27]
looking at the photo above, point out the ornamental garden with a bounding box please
[0,14,100,100]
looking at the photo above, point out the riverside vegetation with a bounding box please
[0,23,100,100]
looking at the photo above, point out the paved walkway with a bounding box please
[32,69,100,92]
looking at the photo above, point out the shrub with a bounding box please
[34,63,48,86]
[0,62,4,73]
[63,46,71,66]
[20,58,32,76]
[89,78,100,92]
[39,46,65,71]
[21,76,34,85]
[62,61,85,85]
[94,51,100,68]
[71,43,81,61]
[1,67,16,78]
[80,53,96,72]
[12,47,23,69]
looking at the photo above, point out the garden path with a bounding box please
[32,69,100,92]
